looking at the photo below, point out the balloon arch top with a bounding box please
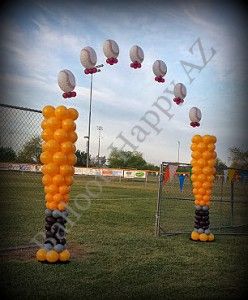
[57,39,201,127]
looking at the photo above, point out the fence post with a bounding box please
[155,163,163,236]
[230,181,234,226]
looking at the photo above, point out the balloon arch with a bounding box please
[36,40,214,263]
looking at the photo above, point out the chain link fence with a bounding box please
[155,162,248,236]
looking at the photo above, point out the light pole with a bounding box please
[97,126,103,166]
[177,141,180,163]
[86,64,104,168]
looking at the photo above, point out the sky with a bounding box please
[0,0,247,166]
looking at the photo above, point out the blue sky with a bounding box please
[0,0,247,165]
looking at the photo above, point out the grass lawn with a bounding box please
[0,172,247,299]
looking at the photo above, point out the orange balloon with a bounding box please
[212,152,217,159]
[192,181,202,188]
[202,151,212,160]
[198,188,206,195]
[41,129,54,142]
[36,248,47,261]
[64,176,73,186]
[42,140,60,153]
[202,135,212,144]
[210,136,217,143]
[205,201,210,207]
[44,163,59,176]
[208,159,216,167]
[46,117,61,130]
[203,195,210,202]
[190,143,198,151]
[59,249,70,262]
[59,185,70,195]
[191,151,201,159]
[47,184,59,194]
[60,165,74,176]
[42,105,55,118]
[191,174,198,181]
[192,188,198,195]
[53,152,67,165]
[190,158,197,166]
[62,119,76,131]
[67,131,78,143]
[67,153,77,165]
[197,142,206,152]
[40,151,53,164]
[195,194,202,202]
[205,189,212,196]
[46,202,56,209]
[46,250,59,263]
[53,193,64,203]
[54,129,68,143]
[207,143,215,151]
[198,174,206,182]
[194,200,200,206]
[55,106,68,120]
[63,194,70,202]
[192,135,202,144]
[53,174,65,186]
[203,166,213,175]
[192,166,201,174]
[199,200,205,206]
[67,108,79,120]
[45,193,54,202]
[61,142,76,154]
[42,174,53,186]
[58,202,67,211]
[202,181,212,189]
[41,119,49,130]
[44,186,50,194]
[196,158,206,168]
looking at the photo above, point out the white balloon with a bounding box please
[189,107,202,123]
[174,83,187,99]
[58,69,76,93]
[80,46,97,69]
[152,60,167,77]
[129,45,144,63]
[103,40,119,58]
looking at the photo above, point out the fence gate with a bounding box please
[155,162,248,237]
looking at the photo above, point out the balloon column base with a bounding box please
[106,57,118,65]
[190,121,200,127]
[155,76,165,83]
[190,231,215,242]
[36,248,71,263]
[173,97,184,105]
[130,61,141,69]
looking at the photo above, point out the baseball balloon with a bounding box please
[129,45,144,63]
[189,107,202,123]
[58,70,76,93]
[174,83,187,99]
[80,46,97,69]
[152,60,167,77]
[103,40,119,58]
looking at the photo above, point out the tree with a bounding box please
[215,158,227,174]
[229,147,248,169]
[0,146,17,162]
[17,136,42,163]
[75,150,87,166]
[108,148,157,170]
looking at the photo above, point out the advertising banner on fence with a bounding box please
[81,168,101,176]
[102,169,123,177]
[123,170,146,179]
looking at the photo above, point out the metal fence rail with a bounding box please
[155,162,248,237]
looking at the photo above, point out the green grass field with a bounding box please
[0,171,248,299]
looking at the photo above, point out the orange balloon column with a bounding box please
[190,134,217,242]
[36,105,78,263]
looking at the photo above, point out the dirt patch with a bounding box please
[0,242,91,262]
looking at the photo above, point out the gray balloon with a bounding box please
[44,243,53,250]
[45,209,52,217]
[195,205,201,210]
[54,244,64,253]
[63,210,69,217]
[198,228,204,233]
[52,210,61,218]
[202,206,209,211]
[204,229,211,234]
